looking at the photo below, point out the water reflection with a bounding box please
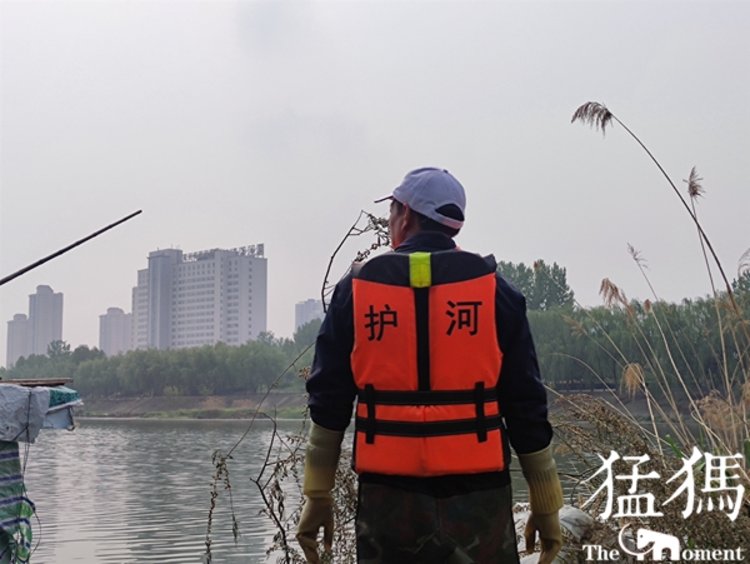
[23,418,292,563]
[21,418,576,563]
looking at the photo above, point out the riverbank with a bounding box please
[79,392,308,419]
[79,390,659,419]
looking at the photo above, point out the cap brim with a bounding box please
[373,194,393,203]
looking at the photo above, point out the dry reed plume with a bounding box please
[567,99,750,555]
[621,363,645,399]
[685,166,704,199]
[572,101,745,322]
[571,102,613,134]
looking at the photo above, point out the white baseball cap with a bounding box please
[375,167,466,230]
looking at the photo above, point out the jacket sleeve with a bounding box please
[495,275,553,455]
[306,274,358,432]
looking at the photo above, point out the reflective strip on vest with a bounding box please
[409,252,432,288]
[351,250,504,477]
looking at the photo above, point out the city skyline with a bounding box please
[3,243,329,365]
[5,285,63,367]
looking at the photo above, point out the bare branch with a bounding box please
[321,211,390,313]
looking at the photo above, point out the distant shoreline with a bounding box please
[79,390,659,420]
[79,392,308,419]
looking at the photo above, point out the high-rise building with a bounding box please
[5,285,63,367]
[29,285,64,356]
[131,245,267,350]
[295,298,324,331]
[6,314,31,368]
[99,307,133,356]
[132,268,149,350]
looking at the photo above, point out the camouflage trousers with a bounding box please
[356,482,519,564]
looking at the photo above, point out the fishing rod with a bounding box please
[0,210,143,287]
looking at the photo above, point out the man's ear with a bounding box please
[401,204,414,231]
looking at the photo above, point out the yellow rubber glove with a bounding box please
[296,422,344,564]
[297,496,333,564]
[518,445,564,564]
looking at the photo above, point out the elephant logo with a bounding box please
[618,524,681,561]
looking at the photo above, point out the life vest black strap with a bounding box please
[363,384,376,444]
[356,387,498,406]
[474,382,487,443]
[355,415,503,438]
[414,287,431,391]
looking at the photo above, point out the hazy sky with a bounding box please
[1,0,748,364]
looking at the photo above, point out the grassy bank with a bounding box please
[79,392,307,419]
[135,405,308,419]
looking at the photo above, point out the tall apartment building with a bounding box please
[6,314,31,368]
[5,285,63,367]
[132,245,267,350]
[29,285,64,355]
[295,298,324,330]
[99,307,133,356]
[132,269,149,351]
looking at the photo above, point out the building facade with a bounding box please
[294,298,324,331]
[131,245,267,350]
[29,285,63,356]
[132,269,149,351]
[6,314,31,368]
[5,285,63,367]
[99,307,133,356]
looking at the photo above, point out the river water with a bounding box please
[22,418,287,563]
[20,418,562,563]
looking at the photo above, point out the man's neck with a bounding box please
[395,231,456,252]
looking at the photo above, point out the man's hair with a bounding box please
[393,200,461,237]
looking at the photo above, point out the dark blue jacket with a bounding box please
[306,231,552,491]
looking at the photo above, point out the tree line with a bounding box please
[0,320,321,397]
[506,261,750,399]
[2,263,748,401]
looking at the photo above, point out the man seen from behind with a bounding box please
[297,167,564,563]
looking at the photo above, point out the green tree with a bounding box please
[733,271,750,294]
[293,319,322,350]
[497,260,575,310]
[292,318,322,371]
[733,270,750,316]
[496,261,534,298]
[256,331,278,346]
[47,340,71,358]
[9,354,53,379]
[71,345,105,365]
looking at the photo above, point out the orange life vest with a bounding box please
[351,250,505,477]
